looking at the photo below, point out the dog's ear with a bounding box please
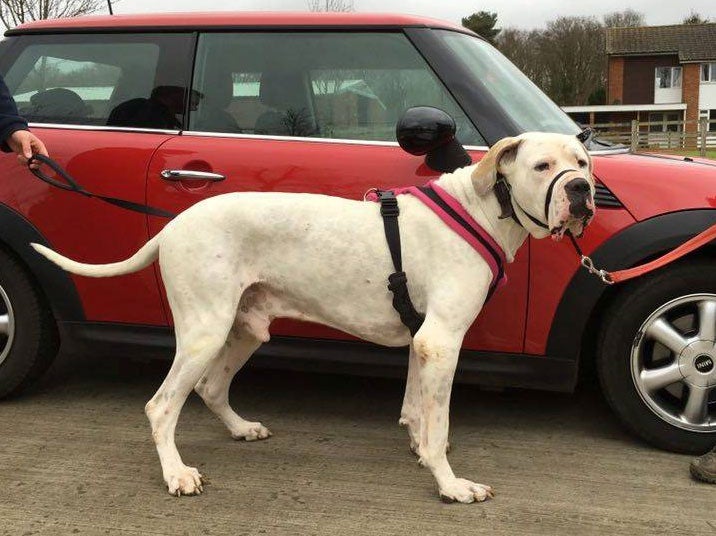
[472,137,523,196]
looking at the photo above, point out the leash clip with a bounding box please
[580,255,614,285]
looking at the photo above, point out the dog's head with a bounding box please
[472,132,596,240]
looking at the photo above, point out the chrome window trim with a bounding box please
[183,130,407,147]
[27,123,629,155]
[180,129,493,150]
[28,122,181,135]
[181,130,627,154]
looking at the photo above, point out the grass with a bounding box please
[682,150,716,160]
[639,149,716,160]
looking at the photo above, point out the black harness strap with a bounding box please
[377,190,425,336]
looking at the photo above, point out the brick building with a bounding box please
[564,23,716,137]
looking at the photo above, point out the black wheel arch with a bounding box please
[547,209,716,370]
[0,202,84,321]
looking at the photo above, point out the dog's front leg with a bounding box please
[400,344,452,457]
[414,326,493,504]
[399,344,422,454]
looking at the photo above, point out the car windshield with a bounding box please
[436,30,583,138]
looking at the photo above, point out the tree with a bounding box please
[683,11,709,24]
[533,16,605,106]
[587,86,606,105]
[307,0,354,12]
[603,9,644,28]
[0,0,106,29]
[498,13,650,106]
[462,11,500,44]
[496,28,544,84]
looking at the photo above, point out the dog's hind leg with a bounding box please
[144,288,239,496]
[194,327,271,441]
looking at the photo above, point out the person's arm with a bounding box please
[0,75,47,167]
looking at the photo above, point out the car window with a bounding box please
[190,32,485,146]
[3,33,194,129]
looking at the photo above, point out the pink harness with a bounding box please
[366,180,507,295]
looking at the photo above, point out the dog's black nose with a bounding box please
[565,178,590,195]
[565,178,593,220]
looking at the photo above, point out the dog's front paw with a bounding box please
[231,421,272,442]
[438,478,493,504]
[165,466,204,497]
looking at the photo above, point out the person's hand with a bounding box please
[7,129,48,169]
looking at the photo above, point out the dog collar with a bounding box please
[495,169,578,231]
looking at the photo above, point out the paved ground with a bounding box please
[1,352,715,536]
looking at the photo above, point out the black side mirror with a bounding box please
[396,106,472,173]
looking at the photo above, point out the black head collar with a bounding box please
[495,169,579,231]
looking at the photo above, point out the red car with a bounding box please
[0,12,714,454]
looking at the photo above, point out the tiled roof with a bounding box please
[606,23,716,62]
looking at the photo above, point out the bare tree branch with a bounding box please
[498,16,607,106]
[0,0,105,29]
[603,9,644,28]
[307,0,354,12]
[683,11,709,24]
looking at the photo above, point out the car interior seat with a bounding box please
[106,86,184,129]
[24,88,90,124]
[191,67,241,133]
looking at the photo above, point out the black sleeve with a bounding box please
[0,75,28,153]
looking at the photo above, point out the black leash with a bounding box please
[27,154,176,219]
[377,190,425,337]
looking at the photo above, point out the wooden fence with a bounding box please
[582,118,715,156]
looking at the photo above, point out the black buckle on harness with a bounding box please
[387,271,424,336]
[379,193,399,218]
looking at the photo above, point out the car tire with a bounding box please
[0,248,59,399]
[596,259,716,455]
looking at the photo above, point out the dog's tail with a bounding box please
[31,236,160,278]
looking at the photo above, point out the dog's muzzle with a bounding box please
[496,168,594,237]
[564,177,594,220]
[543,169,592,223]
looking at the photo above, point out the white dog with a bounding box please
[33,132,595,503]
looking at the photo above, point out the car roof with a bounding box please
[7,12,473,35]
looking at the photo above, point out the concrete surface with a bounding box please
[0,351,714,536]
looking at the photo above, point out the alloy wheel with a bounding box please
[0,284,15,368]
[631,294,716,432]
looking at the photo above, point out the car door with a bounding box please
[0,32,194,325]
[146,30,529,353]
[0,33,193,324]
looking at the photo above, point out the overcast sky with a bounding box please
[110,0,716,29]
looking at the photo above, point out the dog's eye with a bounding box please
[534,162,549,172]
[578,159,588,168]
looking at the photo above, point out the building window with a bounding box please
[710,110,716,132]
[702,63,716,82]
[655,66,682,88]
